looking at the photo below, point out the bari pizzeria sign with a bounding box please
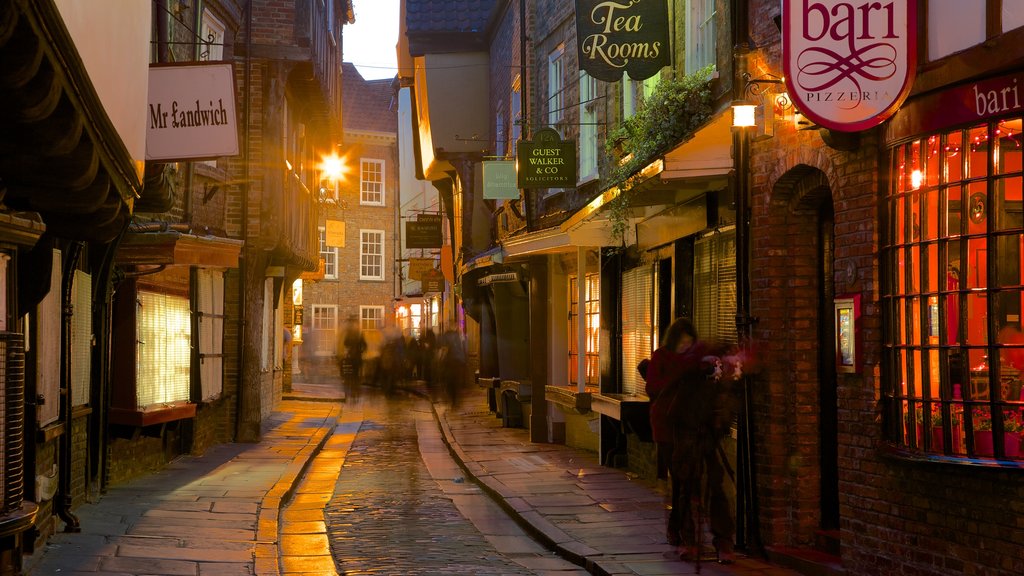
[575,0,670,82]
[782,0,916,132]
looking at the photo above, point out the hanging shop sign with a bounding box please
[483,160,519,199]
[325,219,345,248]
[575,0,670,82]
[782,0,916,132]
[408,258,436,281]
[422,268,445,293]
[406,214,443,249]
[147,63,239,161]
[516,128,577,188]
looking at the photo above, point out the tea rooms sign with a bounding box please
[782,0,916,132]
[575,0,670,82]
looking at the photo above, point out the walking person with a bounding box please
[644,317,736,564]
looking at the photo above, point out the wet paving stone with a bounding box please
[324,393,540,575]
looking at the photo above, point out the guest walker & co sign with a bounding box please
[782,0,916,132]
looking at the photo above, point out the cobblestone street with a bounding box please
[322,389,584,575]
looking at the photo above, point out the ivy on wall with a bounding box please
[603,65,716,245]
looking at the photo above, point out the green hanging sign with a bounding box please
[516,128,576,188]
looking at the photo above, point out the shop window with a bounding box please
[137,291,191,406]
[312,304,338,356]
[885,118,1024,460]
[569,272,600,385]
[36,249,61,427]
[622,265,653,396]
[196,268,224,401]
[694,229,738,346]
[360,159,384,205]
[71,270,92,407]
[360,229,384,280]
[360,305,384,355]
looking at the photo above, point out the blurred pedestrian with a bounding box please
[340,318,366,397]
[436,329,466,408]
[644,317,735,564]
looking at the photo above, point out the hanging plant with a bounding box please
[603,65,716,246]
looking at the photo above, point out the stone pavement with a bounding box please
[25,378,816,575]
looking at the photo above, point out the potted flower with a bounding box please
[929,406,961,452]
[972,409,1022,457]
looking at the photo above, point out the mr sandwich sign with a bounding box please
[782,0,916,132]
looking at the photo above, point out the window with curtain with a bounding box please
[885,118,1024,460]
[36,249,61,425]
[693,229,738,346]
[71,270,92,407]
[196,268,225,402]
[360,229,384,280]
[137,290,191,408]
[569,272,600,386]
[622,265,653,396]
[360,158,384,205]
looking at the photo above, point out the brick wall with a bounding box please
[747,2,1024,573]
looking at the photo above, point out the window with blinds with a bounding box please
[71,270,92,407]
[693,229,738,345]
[37,249,61,426]
[137,290,191,407]
[622,265,653,396]
[196,268,224,402]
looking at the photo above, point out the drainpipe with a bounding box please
[56,241,84,532]
[733,0,761,555]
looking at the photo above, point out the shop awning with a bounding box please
[116,231,243,268]
[559,111,734,248]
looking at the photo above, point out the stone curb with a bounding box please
[255,403,342,576]
[429,404,611,576]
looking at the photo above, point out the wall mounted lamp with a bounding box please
[731,72,800,138]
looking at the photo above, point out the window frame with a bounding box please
[311,304,339,357]
[359,229,385,281]
[318,226,338,280]
[883,116,1024,461]
[578,70,599,184]
[360,158,385,206]
[548,44,565,126]
[568,272,600,386]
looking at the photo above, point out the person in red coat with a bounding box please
[645,317,735,564]
[644,319,707,551]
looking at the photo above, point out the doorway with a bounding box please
[817,200,840,551]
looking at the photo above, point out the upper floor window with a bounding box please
[199,9,225,61]
[884,118,1024,461]
[579,71,599,183]
[511,75,522,148]
[496,103,506,158]
[360,229,385,281]
[622,74,638,120]
[548,45,565,125]
[685,0,716,74]
[360,158,385,205]
[928,0,985,60]
[319,227,338,279]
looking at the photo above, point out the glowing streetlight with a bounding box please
[319,152,348,183]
